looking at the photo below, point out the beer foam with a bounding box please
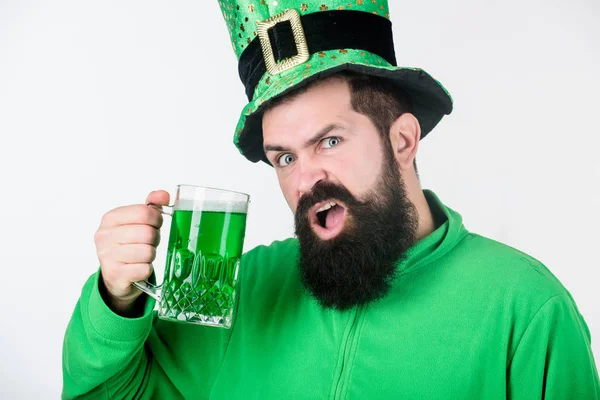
[174,199,248,213]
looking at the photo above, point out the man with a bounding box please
[62,1,600,399]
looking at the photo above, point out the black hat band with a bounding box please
[238,10,397,101]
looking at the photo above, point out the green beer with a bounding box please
[158,203,247,328]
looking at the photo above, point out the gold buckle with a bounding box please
[256,9,310,75]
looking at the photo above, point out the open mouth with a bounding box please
[309,200,347,240]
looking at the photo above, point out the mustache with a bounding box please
[295,181,361,218]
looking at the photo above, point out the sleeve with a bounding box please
[61,271,178,399]
[507,294,600,400]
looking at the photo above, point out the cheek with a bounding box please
[334,151,381,197]
[357,157,382,189]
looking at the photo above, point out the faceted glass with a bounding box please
[135,185,249,329]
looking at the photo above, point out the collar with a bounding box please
[396,189,469,277]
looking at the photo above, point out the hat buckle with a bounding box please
[256,9,310,75]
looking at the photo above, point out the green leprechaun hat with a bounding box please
[218,0,453,163]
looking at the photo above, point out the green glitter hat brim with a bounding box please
[233,50,453,163]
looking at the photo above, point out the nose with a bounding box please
[296,158,327,197]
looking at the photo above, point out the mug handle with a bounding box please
[131,203,173,302]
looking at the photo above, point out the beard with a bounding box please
[294,150,419,311]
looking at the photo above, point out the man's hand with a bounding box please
[94,190,170,315]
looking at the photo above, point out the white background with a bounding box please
[1,0,598,398]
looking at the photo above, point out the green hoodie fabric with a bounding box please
[62,190,600,399]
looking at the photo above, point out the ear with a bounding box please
[388,113,421,171]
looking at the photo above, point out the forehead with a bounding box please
[262,77,354,144]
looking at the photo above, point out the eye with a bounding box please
[277,153,296,167]
[322,136,341,149]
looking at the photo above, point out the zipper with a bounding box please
[330,305,364,400]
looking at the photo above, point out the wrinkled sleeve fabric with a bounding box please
[507,294,600,400]
[62,271,179,399]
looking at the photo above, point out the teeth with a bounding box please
[316,201,337,213]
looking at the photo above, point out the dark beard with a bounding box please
[294,153,419,311]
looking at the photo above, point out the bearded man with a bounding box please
[62,1,600,399]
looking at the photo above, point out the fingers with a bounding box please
[100,190,169,229]
[95,189,169,306]
[112,244,157,264]
[95,225,160,248]
[146,190,170,207]
[111,225,161,246]
[123,263,154,283]
[102,263,154,292]
[101,204,164,229]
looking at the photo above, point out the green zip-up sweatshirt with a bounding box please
[62,190,600,399]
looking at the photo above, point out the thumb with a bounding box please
[145,190,170,206]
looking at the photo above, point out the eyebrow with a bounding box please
[264,124,343,153]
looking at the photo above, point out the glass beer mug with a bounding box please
[134,184,249,329]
